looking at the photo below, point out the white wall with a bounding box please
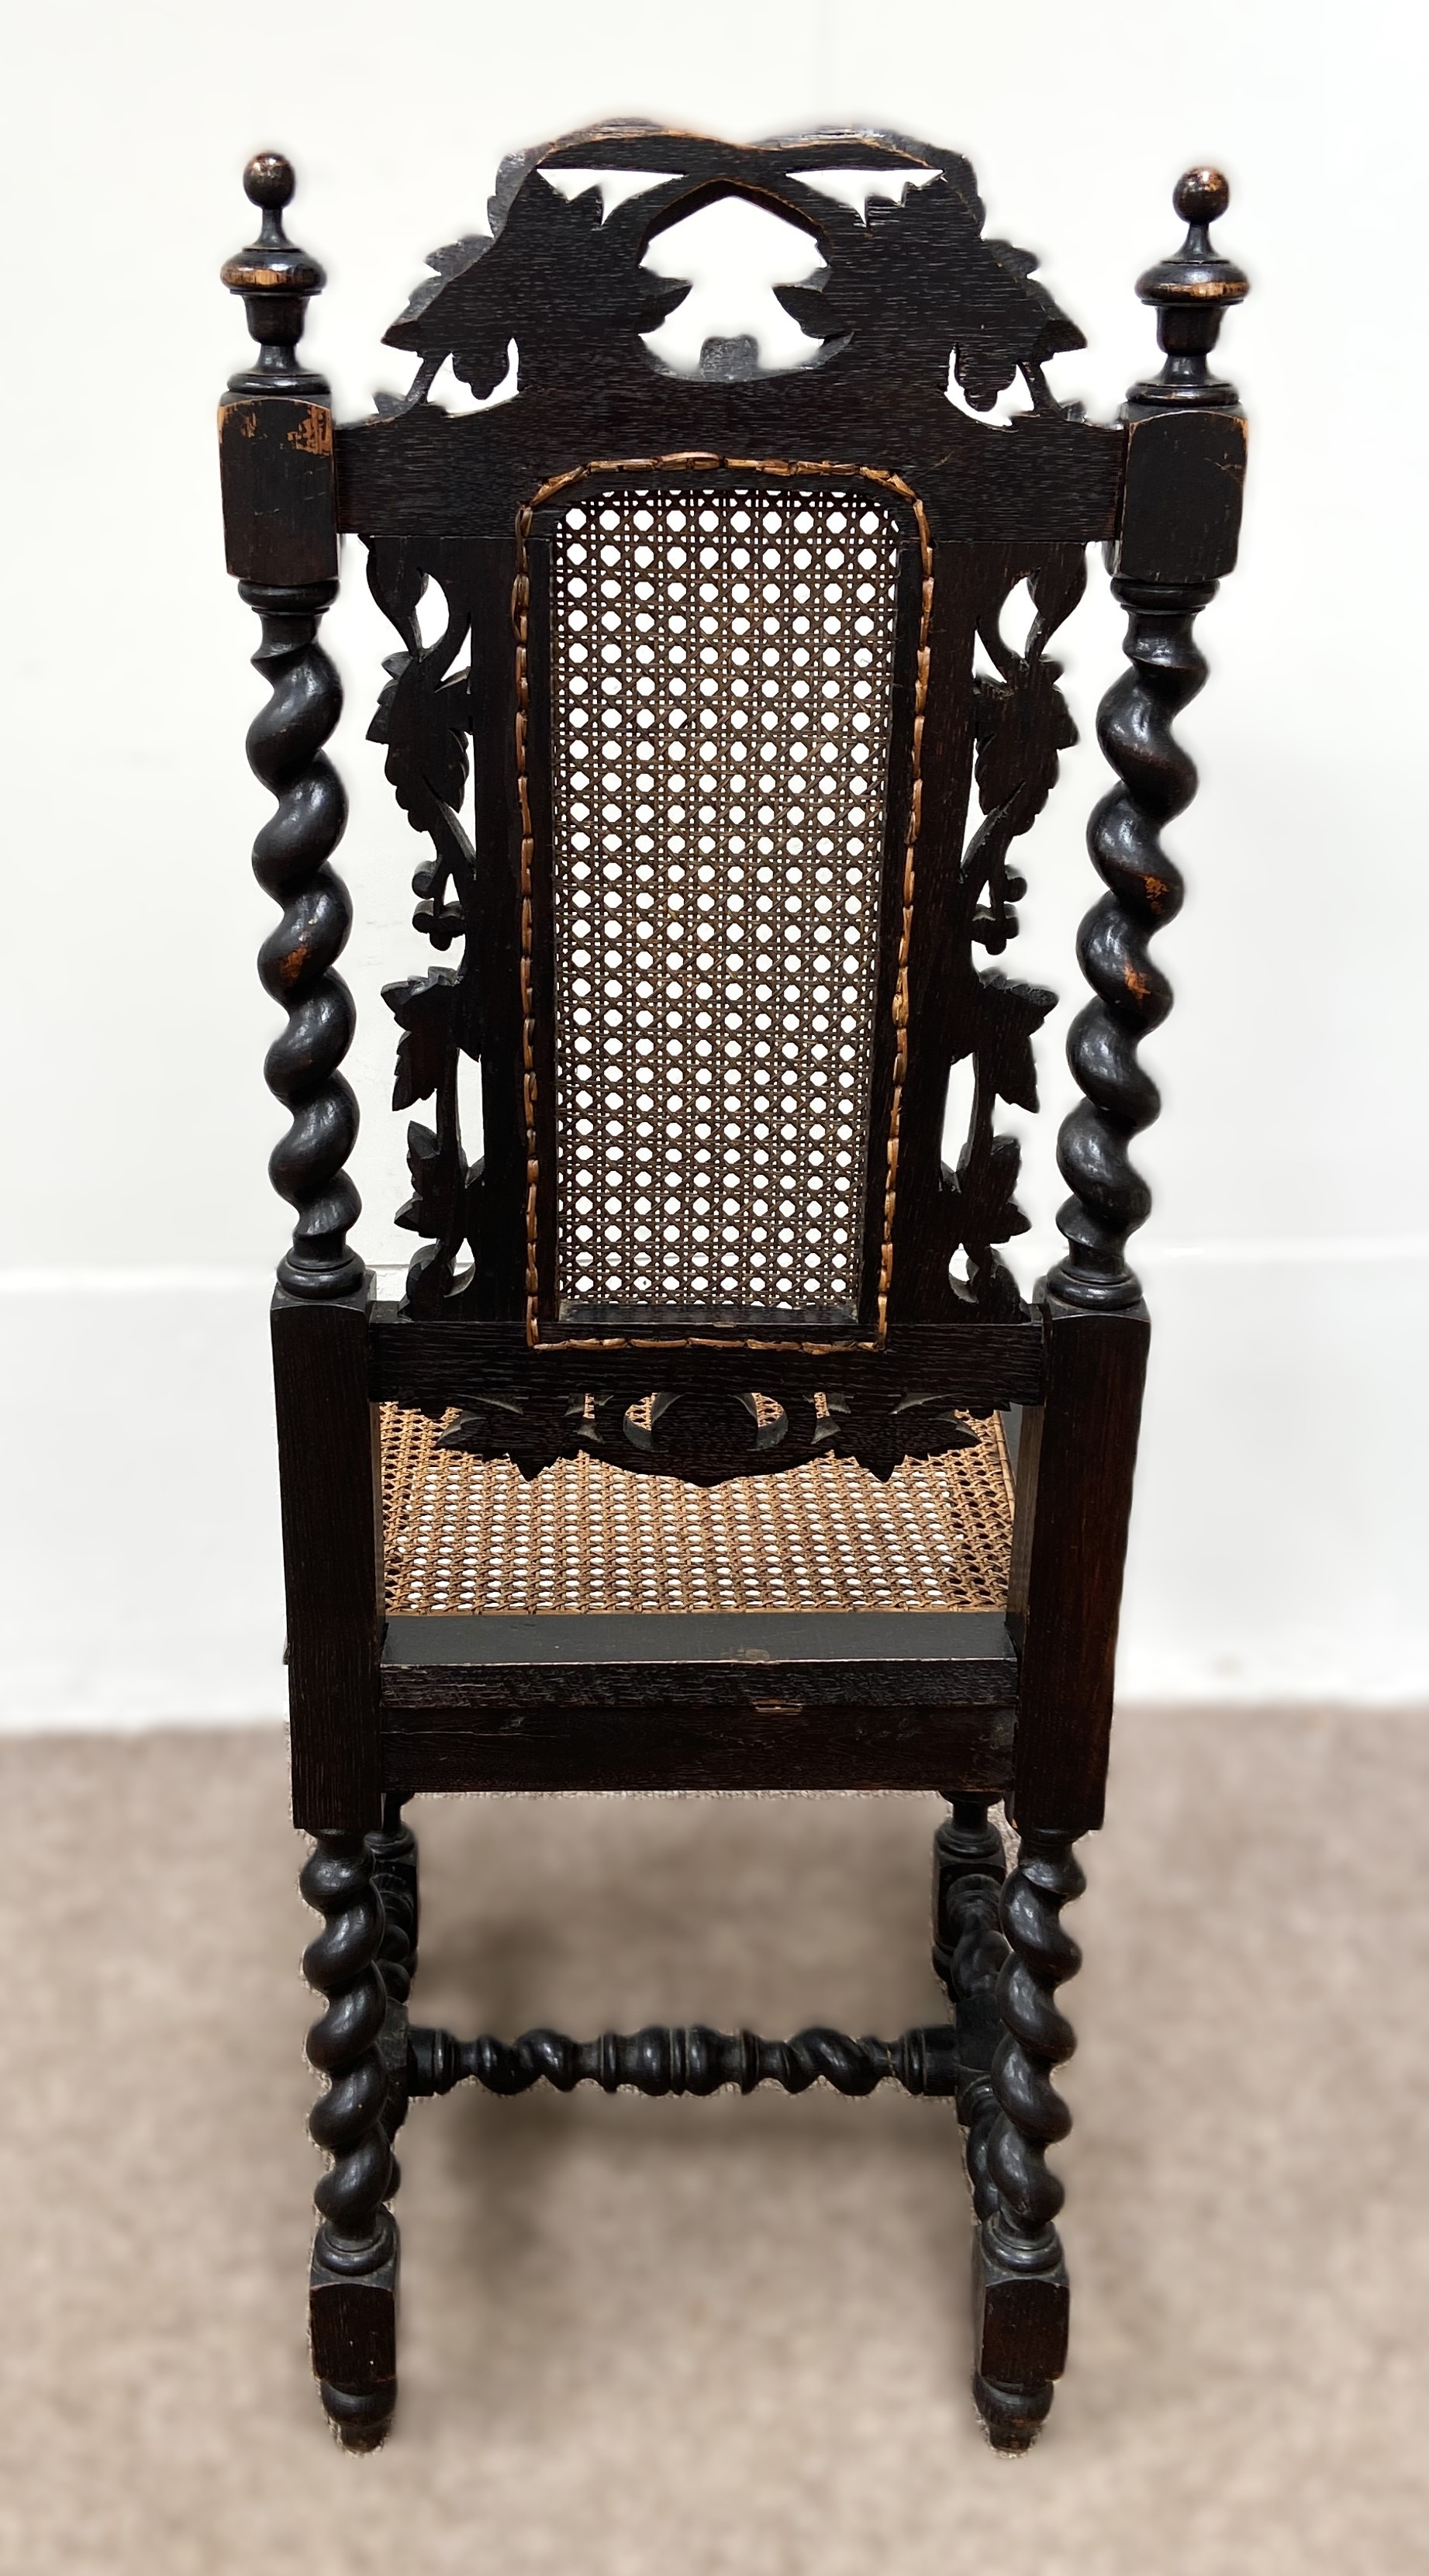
[2,0,1425,1724]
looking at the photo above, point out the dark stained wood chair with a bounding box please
[219,126,1248,2453]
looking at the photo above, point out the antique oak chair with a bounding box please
[219,128,1248,2452]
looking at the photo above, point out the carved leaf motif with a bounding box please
[370,658,471,820]
[385,181,690,389]
[383,970,467,1110]
[974,972,1055,1114]
[378,133,1086,417]
[965,1250,1025,1321]
[777,165,1083,405]
[431,1383,987,1487]
[395,1121,465,1240]
[365,540,429,652]
[947,1134,1030,1248]
[395,1121,477,1319]
[385,230,492,337]
[1027,551,1092,641]
[973,658,1077,821]
[365,541,482,1311]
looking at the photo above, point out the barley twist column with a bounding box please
[301,1835,398,2450]
[930,1796,1008,2224]
[1048,580,1211,1307]
[1050,167,1247,1312]
[974,1829,1085,2450]
[223,151,362,1297]
[243,586,363,1294]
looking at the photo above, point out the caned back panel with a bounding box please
[545,478,906,1325]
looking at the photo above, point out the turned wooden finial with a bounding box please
[221,152,328,395]
[1130,166,1248,408]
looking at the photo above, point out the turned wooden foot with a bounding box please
[971,1826,1085,2450]
[302,1831,400,2450]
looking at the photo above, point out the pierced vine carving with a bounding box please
[380,129,1083,413]
[935,554,1085,1320]
[368,543,485,1314]
[433,1384,986,1487]
[357,137,1102,1344]
[775,147,1084,415]
[368,534,1089,1360]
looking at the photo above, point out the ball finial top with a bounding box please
[222,152,326,390]
[1173,167,1230,229]
[244,152,295,212]
[1131,163,1247,408]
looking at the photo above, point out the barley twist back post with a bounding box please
[1049,170,1248,1310]
[220,154,362,1297]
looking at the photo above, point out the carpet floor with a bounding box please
[0,1708,1424,2575]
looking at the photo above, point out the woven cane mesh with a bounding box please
[548,482,903,1318]
[381,1404,1014,1618]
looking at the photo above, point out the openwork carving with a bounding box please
[368,543,483,1313]
[348,127,1106,1473]
[378,129,1084,420]
[936,553,1086,1320]
[431,1383,994,1490]
[352,129,1106,1364]
[547,480,902,1320]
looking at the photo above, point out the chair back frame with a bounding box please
[220,131,1248,1828]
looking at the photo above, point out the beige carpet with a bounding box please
[0,1710,1425,2575]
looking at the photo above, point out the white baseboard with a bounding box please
[2,1252,1425,1729]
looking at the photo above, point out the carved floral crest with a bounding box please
[378,124,1084,410]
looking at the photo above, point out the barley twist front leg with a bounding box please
[972,1828,1085,2451]
[302,1832,399,2450]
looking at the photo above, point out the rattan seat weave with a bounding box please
[380,1404,1014,1618]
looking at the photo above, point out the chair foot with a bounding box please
[972,2372,1054,2452]
[319,2375,398,2453]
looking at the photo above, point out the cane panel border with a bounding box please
[514,454,934,1350]
[544,481,903,1323]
